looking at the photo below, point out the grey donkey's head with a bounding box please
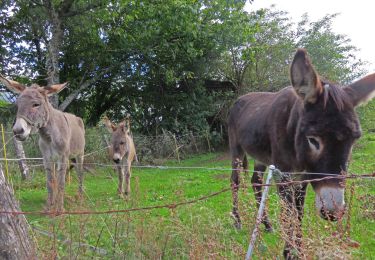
[103,116,131,164]
[0,75,67,141]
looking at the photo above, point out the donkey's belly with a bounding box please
[240,133,272,166]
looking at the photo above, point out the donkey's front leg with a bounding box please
[124,161,131,196]
[278,184,306,260]
[55,156,68,212]
[44,159,56,211]
[293,184,307,255]
[117,165,124,196]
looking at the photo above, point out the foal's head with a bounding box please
[290,49,374,220]
[0,75,67,141]
[103,117,131,164]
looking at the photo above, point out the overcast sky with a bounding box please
[245,0,375,74]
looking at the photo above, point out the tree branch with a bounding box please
[61,2,105,18]
[58,69,108,111]
[58,0,75,16]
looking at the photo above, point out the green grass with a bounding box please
[8,149,374,259]
[7,100,375,259]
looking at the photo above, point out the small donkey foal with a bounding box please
[103,117,137,197]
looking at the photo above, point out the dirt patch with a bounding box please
[359,194,375,219]
[194,152,231,166]
[213,152,231,162]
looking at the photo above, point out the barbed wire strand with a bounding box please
[2,157,374,177]
[0,186,232,216]
[0,172,374,217]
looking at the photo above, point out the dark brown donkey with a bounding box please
[228,49,375,258]
[0,75,85,212]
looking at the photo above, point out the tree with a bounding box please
[0,0,107,108]
[0,1,368,136]
[240,7,295,93]
[296,13,367,84]
[0,166,37,259]
[222,7,367,96]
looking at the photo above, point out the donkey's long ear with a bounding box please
[125,114,131,129]
[0,74,26,94]
[119,120,130,134]
[344,73,375,107]
[290,49,323,104]
[45,82,68,96]
[103,116,117,132]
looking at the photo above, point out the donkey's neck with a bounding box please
[38,104,66,142]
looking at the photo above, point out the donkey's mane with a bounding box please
[321,80,351,111]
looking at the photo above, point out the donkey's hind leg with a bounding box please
[75,155,84,198]
[230,147,245,229]
[252,161,273,232]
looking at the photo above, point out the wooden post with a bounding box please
[0,165,37,259]
[172,134,180,163]
[1,124,9,180]
[205,130,211,152]
[100,130,111,159]
[190,131,199,153]
[13,138,30,180]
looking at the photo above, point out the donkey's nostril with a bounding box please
[113,158,120,164]
[13,127,24,135]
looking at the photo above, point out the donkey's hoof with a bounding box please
[283,248,299,260]
[265,226,274,233]
[230,212,242,229]
[233,222,242,230]
[75,193,84,201]
[264,223,274,232]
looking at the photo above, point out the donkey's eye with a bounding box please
[32,103,40,108]
[307,136,321,151]
[120,141,125,145]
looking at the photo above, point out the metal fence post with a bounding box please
[245,165,275,260]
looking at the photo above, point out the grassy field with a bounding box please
[5,101,375,259]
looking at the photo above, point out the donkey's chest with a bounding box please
[38,133,71,156]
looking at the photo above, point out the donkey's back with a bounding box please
[228,87,297,166]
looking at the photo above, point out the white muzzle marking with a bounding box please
[315,186,345,217]
[13,118,32,140]
[113,153,122,161]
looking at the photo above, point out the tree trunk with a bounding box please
[0,165,37,259]
[45,6,63,108]
[13,138,30,180]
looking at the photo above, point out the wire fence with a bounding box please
[0,162,373,217]
[0,123,374,259]
[0,155,374,176]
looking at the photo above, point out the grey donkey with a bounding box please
[0,75,85,212]
[103,116,137,197]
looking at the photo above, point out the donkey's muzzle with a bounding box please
[113,153,122,164]
[13,126,24,136]
[314,186,345,221]
[13,118,31,141]
[320,208,342,221]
